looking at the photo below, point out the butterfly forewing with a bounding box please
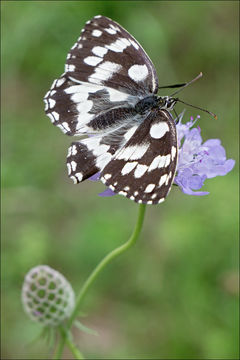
[44,15,159,136]
[101,109,178,204]
[65,15,158,96]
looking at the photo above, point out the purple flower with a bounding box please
[174,114,235,195]
[91,114,235,197]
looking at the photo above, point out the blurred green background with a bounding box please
[2,1,239,359]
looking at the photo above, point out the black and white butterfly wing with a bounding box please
[66,126,131,184]
[44,74,139,135]
[65,15,158,96]
[100,109,178,204]
[44,15,158,136]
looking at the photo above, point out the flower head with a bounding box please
[174,114,235,195]
[22,265,75,327]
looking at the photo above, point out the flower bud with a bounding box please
[22,265,75,326]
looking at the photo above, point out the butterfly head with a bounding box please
[157,96,178,110]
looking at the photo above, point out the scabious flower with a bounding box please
[174,114,235,195]
[91,114,235,198]
[22,265,75,326]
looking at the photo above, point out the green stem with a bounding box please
[65,335,84,359]
[54,203,146,359]
[54,326,84,359]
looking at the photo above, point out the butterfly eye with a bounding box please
[158,98,163,105]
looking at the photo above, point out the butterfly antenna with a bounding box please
[158,82,186,89]
[177,99,217,120]
[170,72,203,97]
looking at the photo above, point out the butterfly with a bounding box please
[44,15,179,205]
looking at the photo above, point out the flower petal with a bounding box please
[98,188,116,197]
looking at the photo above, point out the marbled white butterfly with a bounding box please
[44,15,182,205]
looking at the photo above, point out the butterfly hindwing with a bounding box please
[44,74,139,135]
[66,124,135,183]
[100,109,178,204]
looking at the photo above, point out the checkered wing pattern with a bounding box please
[65,15,158,95]
[44,15,178,205]
[101,110,178,204]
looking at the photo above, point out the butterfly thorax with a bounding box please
[135,95,177,115]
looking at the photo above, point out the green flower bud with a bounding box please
[22,265,75,326]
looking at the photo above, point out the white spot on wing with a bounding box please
[88,61,122,85]
[128,64,148,82]
[129,144,150,160]
[124,126,138,141]
[119,191,127,196]
[118,146,135,161]
[164,154,171,167]
[44,100,49,111]
[71,43,78,50]
[57,124,67,133]
[145,184,155,193]
[71,145,77,156]
[47,113,55,122]
[105,38,131,53]
[159,174,168,187]
[148,155,161,172]
[49,99,56,108]
[70,176,77,184]
[129,39,139,49]
[171,146,177,160]
[76,100,93,115]
[67,163,71,175]
[65,64,76,72]
[134,164,148,178]
[75,172,83,182]
[56,78,65,87]
[106,88,130,102]
[158,155,171,168]
[121,161,138,175]
[92,29,102,37]
[83,56,102,66]
[62,122,71,132]
[71,161,77,172]
[52,111,59,121]
[104,174,112,180]
[105,27,117,35]
[150,122,169,139]
[92,46,108,57]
